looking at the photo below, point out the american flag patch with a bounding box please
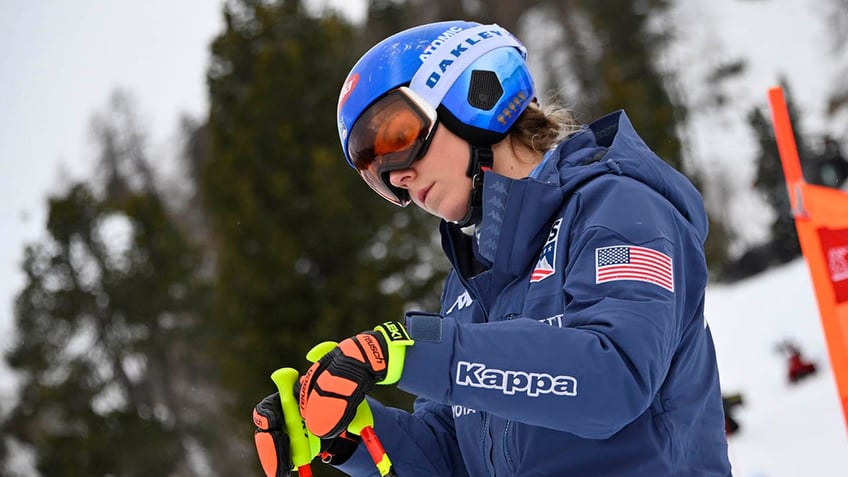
[595,245,674,292]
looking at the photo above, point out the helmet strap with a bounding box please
[455,144,493,228]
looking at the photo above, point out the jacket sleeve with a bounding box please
[398,180,699,439]
[334,396,470,476]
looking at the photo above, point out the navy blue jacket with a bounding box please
[338,111,731,476]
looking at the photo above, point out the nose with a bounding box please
[388,168,415,188]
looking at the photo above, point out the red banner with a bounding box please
[819,227,848,304]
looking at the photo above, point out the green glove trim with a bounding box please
[373,321,414,385]
[270,367,321,469]
[346,398,375,435]
[306,341,338,363]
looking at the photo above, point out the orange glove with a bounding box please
[253,392,363,476]
[298,321,413,438]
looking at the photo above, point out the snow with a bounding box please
[708,258,848,476]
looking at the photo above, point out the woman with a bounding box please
[254,20,731,476]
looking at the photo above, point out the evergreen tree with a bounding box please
[1,92,214,476]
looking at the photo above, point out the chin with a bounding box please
[441,206,469,223]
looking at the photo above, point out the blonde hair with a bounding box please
[510,101,579,155]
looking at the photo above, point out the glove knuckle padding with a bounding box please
[254,393,282,430]
[299,335,385,438]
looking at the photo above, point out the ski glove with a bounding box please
[253,392,362,476]
[299,321,414,438]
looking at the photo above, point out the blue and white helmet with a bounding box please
[337,21,536,170]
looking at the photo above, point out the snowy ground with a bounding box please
[708,258,848,476]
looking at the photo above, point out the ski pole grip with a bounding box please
[271,367,320,471]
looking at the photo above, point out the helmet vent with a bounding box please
[467,70,503,111]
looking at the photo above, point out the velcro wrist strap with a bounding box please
[373,321,414,385]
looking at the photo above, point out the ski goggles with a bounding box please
[348,87,438,206]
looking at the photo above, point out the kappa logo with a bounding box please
[446,290,473,314]
[530,219,562,283]
[456,361,577,397]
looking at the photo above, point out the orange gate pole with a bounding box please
[768,86,848,433]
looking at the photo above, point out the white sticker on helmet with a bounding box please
[409,24,526,110]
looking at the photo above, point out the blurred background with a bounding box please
[1,0,847,475]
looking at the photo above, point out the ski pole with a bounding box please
[270,367,321,477]
[347,399,397,477]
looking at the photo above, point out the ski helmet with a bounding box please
[337,21,535,207]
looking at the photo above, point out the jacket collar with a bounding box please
[440,166,563,292]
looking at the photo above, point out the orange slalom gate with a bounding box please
[768,86,848,433]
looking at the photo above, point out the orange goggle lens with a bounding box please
[348,87,437,206]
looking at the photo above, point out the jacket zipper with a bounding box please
[480,412,497,476]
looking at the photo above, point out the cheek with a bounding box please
[441,140,472,220]
[417,127,473,220]
[442,179,473,222]
[437,136,469,180]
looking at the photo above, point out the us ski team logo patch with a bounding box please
[531,219,562,283]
